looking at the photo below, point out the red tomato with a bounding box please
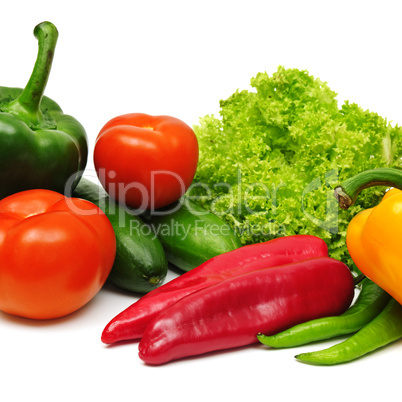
[93,113,199,210]
[0,189,116,320]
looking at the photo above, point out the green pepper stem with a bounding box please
[334,167,402,209]
[6,21,58,129]
[353,274,365,287]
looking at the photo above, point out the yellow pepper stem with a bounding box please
[334,167,402,209]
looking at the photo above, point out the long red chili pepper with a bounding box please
[138,257,355,365]
[102,235,328,344]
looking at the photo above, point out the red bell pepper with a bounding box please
[102,235,328,343]
[138,257,355,365]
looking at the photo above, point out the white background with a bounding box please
[1,1,402,401]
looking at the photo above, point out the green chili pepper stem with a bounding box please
[4,21,58,129]
[295,298,402,366]
[334,167,402,209]
[353,274,366,287]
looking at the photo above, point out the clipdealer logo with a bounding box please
[63,168,341,237]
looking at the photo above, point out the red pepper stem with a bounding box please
[334,167,402,209]
[5,21,58,129]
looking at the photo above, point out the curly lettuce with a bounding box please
[190,66,402,267]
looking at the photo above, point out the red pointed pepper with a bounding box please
[138,257,355,365]
[102,235,328,343]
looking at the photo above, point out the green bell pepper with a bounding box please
[0,21,88,199]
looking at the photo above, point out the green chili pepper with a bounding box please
[0,21,87,199]
[257,278,390,348]
[295,298,402,365]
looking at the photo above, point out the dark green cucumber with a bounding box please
[143,199,242,271]
[73,178,168,293]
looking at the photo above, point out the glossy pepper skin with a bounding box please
[335,167,402,306]
[138,257,354,365]
[101,234,329,344]
[0,22,87,199]
[295,298,402,365]
[257,278,390,348]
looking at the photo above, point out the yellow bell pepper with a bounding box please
[335,168,402,304]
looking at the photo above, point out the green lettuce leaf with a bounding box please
[190,66,402,268]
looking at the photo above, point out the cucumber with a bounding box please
[73,178,168,294]
[143,199,242,271]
